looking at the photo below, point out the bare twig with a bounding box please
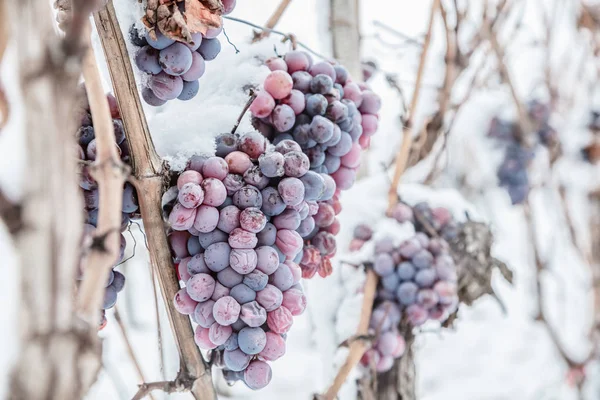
[372,20,423,47]
[231,90,257,134]
[321,269,378,400]
[94,3,215,399]
[132,380,182,400]
[387,0,441,213]
[113,307,157,400]
[252,0,293,42]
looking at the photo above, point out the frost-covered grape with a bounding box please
[135,46,162,74]
[182,51,206,81]
[225,151,253,175]
[273,209,301,230]
[261,187,286,216]
[278,178,305,206]
[188,253,210,275]
[186,273,215,302]
[203,157,229,180]
[146,30,175,50]
[178,259,192,281]
[194,326,217,350]
[264,70,293,100]
[228,228,258,249]
[187,235,202,255]
[243,166,269,189]
[209,322,233,346]
[259,331,286,361]
[343,82,363,106]
[257,223,277,246]
[213,296,241,326]
[169,231,190,259]
[381,273,400,292]
[174,289,197,314]
[178,170,203,189]
[282,151,310,177]
[198,229,228,249]
[310,74,334,94]
[178,80,200,100]
[256,284,283,311]
[434,281,457,304]
[255,246,280,274]
[417,288,439,309]
[204,242,231,272]
[238,207,267,233]
[215,133,238,158]
[282,287,306,316]
[314,203,335,228]
[217,267,244,288]
[224,332,239,351]
[230,249,258,274]
[269,263,294,291]
[275,139,302,155]
[414,268,436,287]
[396,281,418,305]
[285,51,310,73]
[281,89,306,115]
[243,270,269,291]
[312,231,336,256]
[412,249,434,269]
[223,174,244,196]
[238,327,267,355]
[149,72,184,101]
[271,104,296,132]
[275,229,303,257]
[305,94,328,116]
[239,131,267,160]
[232,186,262,209]
[258,151,285,178]
[201,178,227,207]
[212,282,230,301]
[224,348,252,372]
[230,283,257,303]
[217,205,241,233]
[324,124,342,147]
[405,304,428,326]
[308,115,334,144]
[374,253,395,276]
[267,306,293,334]
[309,62,336,80]
[204,24,223,39]
[199,37,221,61]
[292,70,312,92]
[194,300,216,328]
[142,87,167,106]
[250,91,276,118]
[240,300,267,327]
[340,143,361,168]
[244,360,272,390]
[353,224,373,240]
[178,183,204,209]
[296,216,315,238]
[399,237,421,258]
[193,205,219,233]
[397,262,416,280]
[169,203,197,231]
[359,90,382,114]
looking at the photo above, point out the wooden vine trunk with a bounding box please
[376,332,416,400]
[7,0,102,398]
[329,0,361,78]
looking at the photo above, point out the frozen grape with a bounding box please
[309,62,336,80]
[230,249,258,274]
[217,267,244,288]
[186,273,215,302]
[224,332,239,351]
[275,229,303,257]
[178,170,203,189]
[412,249,434,269]
[399,237,421,258]
[198,229,228,249]
[285,51,310,73]
[230,283,257,303]
[224,348,252,372]
[414,268,436,287]
[397,262,416,280]
[217,205,241,233]
[213,296,241,326]
[243,166,269,189]
[296,216,315,238]
[168,203,197,231]
[269,263,294,291]
[405,304,428,326]
[282,287,306,316]
[273,209,301,230]
[233,185,262,209]
[264,70,293,100]
[266,56,288,72]
[178,259,192,281]
[188,253,210,275]
[256,284,283,311]
[359,90,382,114]
[201,178,227,207]
[208,322,233,346]
[148,72,184,101]
[292,70,312,92]
[178,79,200,100]
[305,94,328,116]
[243,270,269,291]
[178,182,204,209]
[223,174,244,196]
[204,242,231,272]
[169,231,190,259]
[314,202,335,228]
[239,131,267,160]
[198,38,221,61]
[374,253,395,276]
[212,282,231,301]
[396,281,418,305]
[381,273,400,292]
[278,178,305,206]
[280,89,306,115]
[239,207,267,233]
[193,205,219,233]
[310,74,334,94]
[250,91,276,118]
[305,145,326,168]
[311,231,336,256]
[228,228,258,249]
[146,30,175,50]
[225,151,253,175]
[271,104,296,132]
[203,157,229,180]
[257,223,277,246]
[135,46,162,74]
[182,52,206,81]
[215,133,238,158]
[244,361,272,390]
[173,288,197,315]
[282,151,310,178]
[238,326,267,355]
[194,326,217,350]
[417,289,439,309]
[275,139,303,155]
[261,187,286,216]
[255,246,280,274]
[259,331,286,361]
[240,300,267,327]
[258,151,285,178]
[267,306,293,334]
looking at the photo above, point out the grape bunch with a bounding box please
[488,100,557,205]
[166,132,317,389]
[351,204,459,373]
[249,50,382,278]
[75,92,135,328]
[129,0,236,106]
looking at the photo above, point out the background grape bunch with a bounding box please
[351,203,460,373]
[75,92,136,328]
[165,131,328,390]
[129,0,236,106]
[249,50,382,278]
[488,100,557,205]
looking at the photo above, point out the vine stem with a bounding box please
[93,2,215,399]
[387,0,441,214]
[321,270,378,400]
[252,0,293,42]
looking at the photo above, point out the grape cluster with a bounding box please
[352,204,459,373]
[249,50,381,277]
[488,100,557,205]
[75,93,134,328]
[166,132,313,389]
[129,0,236,106]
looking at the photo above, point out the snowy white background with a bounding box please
[1,0,600,399]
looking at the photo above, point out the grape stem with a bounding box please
[231,89,257,134]
[252,0,293,43]
[386,0,441,214]
[93,2,216,400]
[223,16,329,60]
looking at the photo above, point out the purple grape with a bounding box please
[257,223,277,246]
[244,361,272,390]
[305,94,328,116]
[187,236,203,256]
[308,116,334,144]
[271,104,296,132]
[240,301,267,327]
[142,87,167,106]
[327,131,353,157]
[148,72,183,101]
[145,30,175,50]
[255,246,279,274]
[258,151,285,178]
[273,209,301,230]
[198,229,228,249]
[218,205,241,233]
[129,24,148,47]
[298,171,326,201]
[296,216,315,238]
[224,332,239,351]
[193,205,219,233]
[135,46,162,74]
[278,178,305,206]
[256,284,283,311]
[417,289,439,309]
[239,207,267,233]
[229,228,258,249]
[397,261,416,280]
[209,322,233,346]
[283,151,310,177]
[159,43,193,76]
[412,249,434,269]
[194,300,216,328]
[320,174,336,201]
[374,253,395,276]
[223,174,244,196]
[334,65,349,84]
[399,238,422,258]
[269,263,294,291]
[292,71,312,92]
[305,145,326,168]
[310,74,334,94]
[415,268,436,287]
[178,80,200,101]
[77,126,95,147]
[186,273,215,302]
[261,187,286,216]
[324,154,341,174]
[396,281,418,305]
[243,270,269,291]
[230,283,257,304]
[243,166,269,189]
[103,286,118,309]
[184,32,203,51]
[178,182,204,209]
[217,267,244,288]
[238,327,267,355]
[323,124,342,147]
[224,348,252,372]
[233,185,263,209]
[275,139,303,155]
[406,304,428,326]
[215,133,238,157]
[309,62,336,80]
[213,296,241,326]
[272,133,294,145]
[292,123,314,147]
[326,100,349,122]
[230,249,258,274]
[212,282,230,301]
[381,273,400,292]
[204,242,231,272]
[198,38,221,61]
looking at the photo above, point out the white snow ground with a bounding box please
[1,0,600,399]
